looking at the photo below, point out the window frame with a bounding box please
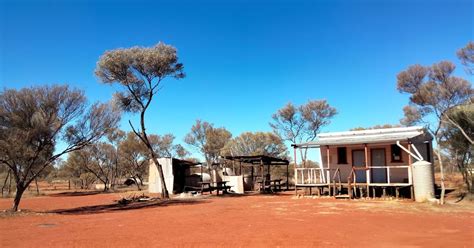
[390,144,403,163]
[337,147,348,164]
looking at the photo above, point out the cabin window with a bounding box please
[391,144,402,162]
[337,147,347,164]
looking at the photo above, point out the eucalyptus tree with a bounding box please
[106,129,126,189]
[61,153,97,189]
[95,43,185,198]
[84,143,118,192]
[223,132,288,158]
[0,85,119,211]
[149,133,190,158]
[270,100,337,165]
[397,61,473,204]
[457,41,474,75]
[118,131,149,190]
[441,105,473,192]
[184,120,232,167]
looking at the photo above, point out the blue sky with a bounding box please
[1,0,473,159]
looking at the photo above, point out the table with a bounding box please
[215,181,230,195]
[198,182,212,194]
[257,179,282,193]
[198,181,230,195]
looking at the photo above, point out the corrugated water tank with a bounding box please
[412,160,435,202]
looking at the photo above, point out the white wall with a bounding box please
[148,158,174,194]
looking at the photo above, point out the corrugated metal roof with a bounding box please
[295,126,428,147]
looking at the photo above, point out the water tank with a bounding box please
[412,161,435,202]
[195,172,211,183]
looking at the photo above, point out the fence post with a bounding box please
[387,167,391,184]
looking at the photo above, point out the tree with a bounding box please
[397,61,473,204]
[350,124,402,131]
[184,120,232,167]
[0,85,119,211]
[105,129,126,189]
[60,154,96,190]
[1,166,14,197]
[457,41,474,75]
[95,42,185,199]
[118,131,149,190]
[223,132,288,158]
[270,100,337,165]
[149,134,190,158]
[82,143,118,192]
[441,105,473,192]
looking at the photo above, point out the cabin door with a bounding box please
[352,150,366,183]
[371,149,387,183]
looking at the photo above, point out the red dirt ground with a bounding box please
[0,191,473,248]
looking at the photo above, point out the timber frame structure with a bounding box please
[222,155,290,191]
[292,126,434,199]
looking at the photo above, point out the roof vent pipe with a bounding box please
[411,144,423,161]
[396,141,422,162]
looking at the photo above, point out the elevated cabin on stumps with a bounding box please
[292,126,434,199]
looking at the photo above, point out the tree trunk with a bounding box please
[133,177,141,191]
[131,104,169,198]
[2,170,10,198]
[12,184,26,212]
[103,180,109,192]
[461,168,472,193]
[137,174,144,186]
[435,145,446,205]
[34,177,40,195]
[8,174,12,195]
[150,153,169,198]
[299,148,306,167]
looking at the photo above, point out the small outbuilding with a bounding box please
[148,158,202,195]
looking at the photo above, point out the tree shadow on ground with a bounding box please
[48,198,208,215]
[49,191,103,197]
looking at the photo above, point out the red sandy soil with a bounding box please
[0,191,473,248]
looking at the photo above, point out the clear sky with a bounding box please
[1,0,473,159]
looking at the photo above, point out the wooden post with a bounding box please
[251,166,254,191]
[232,159,235,175]
[267,164,271,180]
[326,146,330,170]
[387,167,391,184]
[294,147,298,195]
[326,146,331,196]
[286,163,289,190]
[261,159,265,192]
[364,144,369,197]
[408,143,415,201]
[239,161,242,176]
[408,143,413,165]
